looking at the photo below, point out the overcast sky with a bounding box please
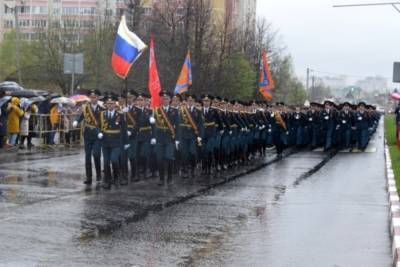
[257,0,400,87]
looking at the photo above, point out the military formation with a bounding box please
[73,90,381,190]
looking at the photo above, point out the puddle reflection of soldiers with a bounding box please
[73,90,104,185]
[98,95,128,190]
[152,91,179,185]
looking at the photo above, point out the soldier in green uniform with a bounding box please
[73,90,104,185]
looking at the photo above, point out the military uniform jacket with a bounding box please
[135,107,153,142]
[338,111,354,130]
[202,107,222,138]
[100,110,127,148]
[78,104,104,140]
[291,112,306,128]
[125,105,138,139]
[354,111,370,130]
[154,106,179,144]
[320,109,336,131]
[177,106,204,140]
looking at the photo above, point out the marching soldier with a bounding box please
[201,94,221,175]
[98,95,128,190]
[177,94,204,178]
[73,90,104,185]
[338,102,354,150]
[152,91,179,185]
[124,90,138,183]
[320,100,336,151]
[354,102,370,151]
[135,93,153,181]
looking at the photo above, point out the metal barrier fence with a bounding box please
[28,113,83,146]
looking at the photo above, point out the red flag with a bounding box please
[148,35,161,109]
[259,50,275,101]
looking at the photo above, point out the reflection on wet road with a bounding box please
[0,123,391,266]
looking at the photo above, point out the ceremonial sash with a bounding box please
[126,111,136,128]
[181,106,200,137]
[274,112,287,131]
[84,105,98,127]
[156,108,176,138]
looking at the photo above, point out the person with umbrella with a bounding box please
[6,97,24,146]
[0,91,10,148]
[19,98,38,149]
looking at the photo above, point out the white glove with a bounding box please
[286,131,289,135]
[124,144,130,150]
[220,130,224,135]
[229,130,233,135]
[98,133,103,140]
[151,138,157,145]
[73,121,78,128]
[149,116,156,124]
[127,130,132,137]
[175,140,180,150]
[197,137,202,143]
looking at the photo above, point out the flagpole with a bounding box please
[125,77,128,97]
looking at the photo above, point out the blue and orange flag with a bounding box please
[174,50,192,95]
[259,50,275,101]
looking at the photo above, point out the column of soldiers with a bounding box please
[73,90,381,190]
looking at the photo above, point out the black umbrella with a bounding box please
[10,90,39,98]
[0,81,24,92]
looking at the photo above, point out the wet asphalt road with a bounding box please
[0,122,391,267]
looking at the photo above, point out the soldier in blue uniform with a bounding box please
[291,106,306,148]
[152,91,179,185]
[200,94,221,175]
[307,102,321,149]
[354,102,370,151]
[337,102,354,150]
[73,90,104,185]
[98,95,128,190]
[177,94,204,178]
[134,93,153,181]
[320,100,337,151]
[124,90,139,183]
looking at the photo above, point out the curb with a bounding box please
[384,141,400,267]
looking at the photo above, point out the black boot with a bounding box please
[112,163,120,188]
[158,160,165,185]
[167,161,173,184]
[130,159,138,182]
[94,157,102,182]
[84,161,93,185]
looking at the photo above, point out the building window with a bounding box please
[4,20,14,28]
[19,20,30,28]
[143,7,152,16]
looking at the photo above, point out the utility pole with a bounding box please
[311,75,315,101]
[306,68,310,91]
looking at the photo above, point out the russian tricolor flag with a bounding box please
[111,16,147,79]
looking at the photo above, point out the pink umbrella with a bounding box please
[70,94,90,103]
[390,92,400,101]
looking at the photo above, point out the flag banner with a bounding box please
[259,50,275,101]
[174,50,192,95]
[148,35,161,109]
[111,15,147,79]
